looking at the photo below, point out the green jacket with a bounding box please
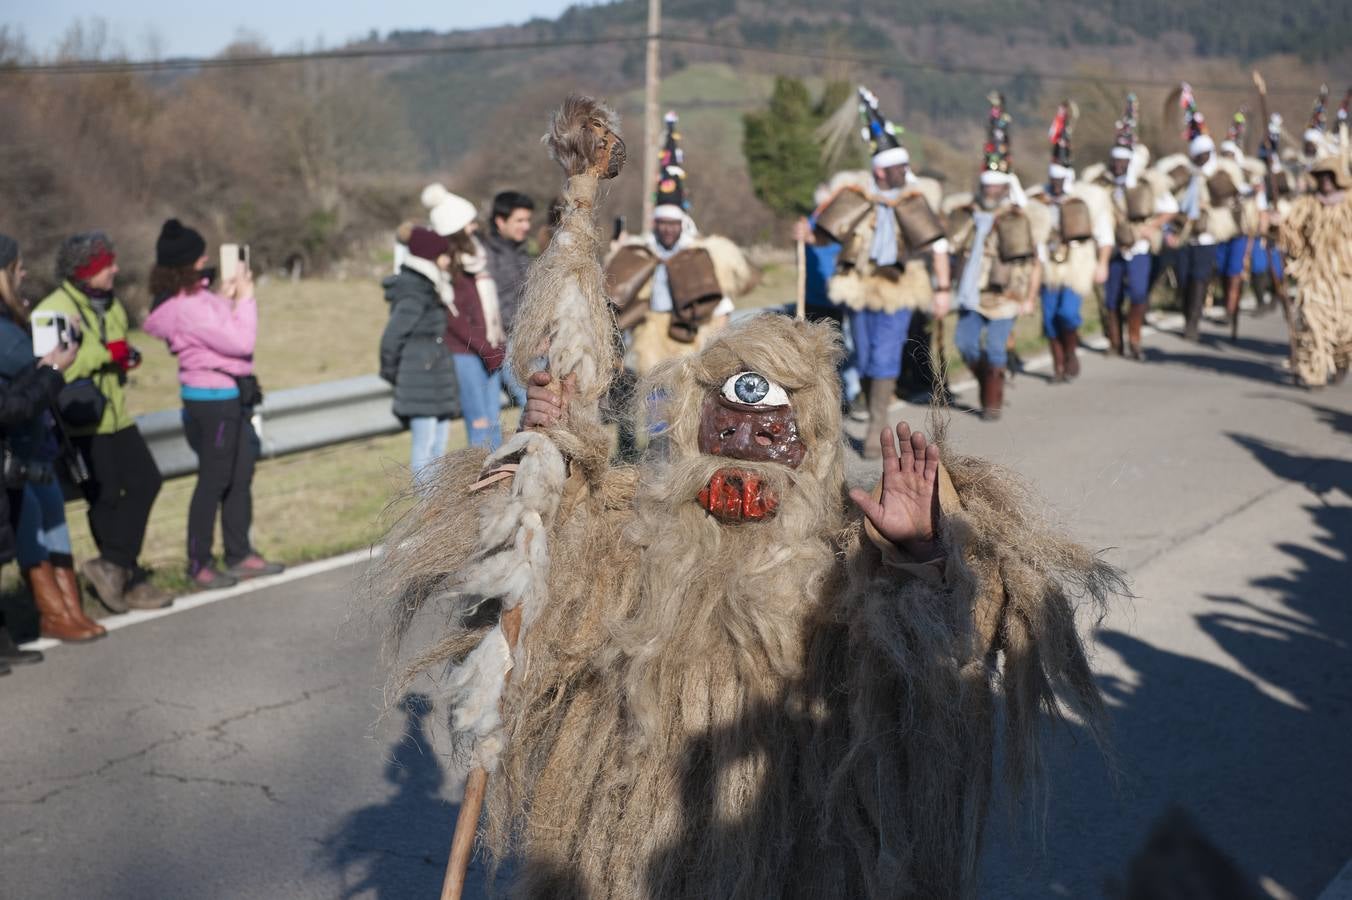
[34,281,135,436]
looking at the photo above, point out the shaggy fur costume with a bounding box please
[827,170,945,312]
[945,193,1048,319]
[1029,183,1111,297]
[1280,189,1352,386]
[379,310,1122,898]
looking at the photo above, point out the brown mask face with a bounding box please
[695,371,806,523]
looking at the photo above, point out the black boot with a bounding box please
[0,626,43,667]
[1183,278,1206,342]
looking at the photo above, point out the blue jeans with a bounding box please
[1040,286,1083,339]
[17,477,72,567]
[1105,253,1152,309]
[453,353,504,450]
[954,309,1016,369]
[409,416,449,480]
[849,308,914,380]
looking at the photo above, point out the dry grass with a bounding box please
[125,275,390,416]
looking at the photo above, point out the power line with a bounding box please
[0,29,1331,97]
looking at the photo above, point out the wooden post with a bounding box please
[439,605,524,900]
[795,239,806,320]
[641,0,662,229]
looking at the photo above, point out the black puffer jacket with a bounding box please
[0,365,67,564]
[379,267,459,420]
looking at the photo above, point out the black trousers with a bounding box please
[1175,243,1218,321]
[182,398,257,570]
[73,426,163,571]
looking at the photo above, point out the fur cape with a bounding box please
[1028,182,1111,295]
[609,232,759,307]
[378,313,1122,899]
[1155,154,1247,243]
[826,170,944,313]
[944,194,1047,318]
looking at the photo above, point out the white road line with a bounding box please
[20,546,383,652]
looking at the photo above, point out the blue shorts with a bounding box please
[1214,236,1251,278]
[954,309,1017,369]
[1250,241,1283,278]
[849,308,914,380]
[1040,286,1083,338]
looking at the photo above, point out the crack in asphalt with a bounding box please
[0,683,346,807]
[145,768,284,805]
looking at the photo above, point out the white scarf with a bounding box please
[458,238,506,347]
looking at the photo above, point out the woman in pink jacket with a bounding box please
[143,220,283,590]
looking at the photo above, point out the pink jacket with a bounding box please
[142,288,256,390]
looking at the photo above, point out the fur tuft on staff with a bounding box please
[544,94,626,180]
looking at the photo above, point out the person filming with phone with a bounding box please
[0,234,100,670]
[143,219,283,590]
[34,232,167,615]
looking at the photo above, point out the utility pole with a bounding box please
[641,0,662,228]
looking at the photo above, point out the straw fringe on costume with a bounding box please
[1280,192,1352,386]
[827,171,943,312]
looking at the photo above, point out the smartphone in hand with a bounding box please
[220,243,251,283]
[31,310,74,357]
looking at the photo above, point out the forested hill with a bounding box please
[497,0,1349,61]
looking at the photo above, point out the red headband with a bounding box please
[73,247,115,281]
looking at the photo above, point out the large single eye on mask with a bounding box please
[721,371,790,408]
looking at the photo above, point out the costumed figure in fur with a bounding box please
[943,91,1048,422]
[1155,83,1249,341]
[378,95,1124,899]
[1080,94,1178,358]
[1026,100,1113,382]
[1279,137,1352,387]
[811,85,952,457]
[605,111,757,376]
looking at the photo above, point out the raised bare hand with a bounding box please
[849,421,942,558]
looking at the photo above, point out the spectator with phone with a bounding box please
[380,226,458,479]
[143,219,283,590]
[482,190,535,406]
[0,234,94,671]
[424,185,508,450]
[34,232,167,614]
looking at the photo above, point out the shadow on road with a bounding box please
[319,694,485,899]
[991,425,1351,896]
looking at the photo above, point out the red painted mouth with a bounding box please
[697,468,779,523]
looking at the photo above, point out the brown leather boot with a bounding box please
[1127,304,1146,360]
[1061,329,1081,380]
[24,562,102,643]
[1103,303,1124,356]
[861,377,897,459]
[1048,336,1066,383]
[982,366,1005,421]
[50,555,106,638]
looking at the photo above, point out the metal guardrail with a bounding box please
[137,306,780,479]
[137,374,402,478]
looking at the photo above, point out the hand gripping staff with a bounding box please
[438,95,625,900]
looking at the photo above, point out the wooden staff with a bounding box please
[795,237,807,320]
[440,605,523,900]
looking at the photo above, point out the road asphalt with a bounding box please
[1,307,1347,898]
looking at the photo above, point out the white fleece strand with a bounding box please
[438,430,567,770]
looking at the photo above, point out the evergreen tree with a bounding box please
[743,78,857,218]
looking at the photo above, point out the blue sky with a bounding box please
[7,1,581,59]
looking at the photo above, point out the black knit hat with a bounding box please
[0,233,17,270]
[155,219,206,268]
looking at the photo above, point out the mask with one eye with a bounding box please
[695,371,806,523]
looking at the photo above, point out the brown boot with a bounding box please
[1103,303,1124,356]
[50,555,106,638]
[981,366,1006,421]
[1126,304,1146,360]
[1048,336,1066,383]
[1061,329,1081,381]
[861,377,897,459]
[24,562,102,643]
